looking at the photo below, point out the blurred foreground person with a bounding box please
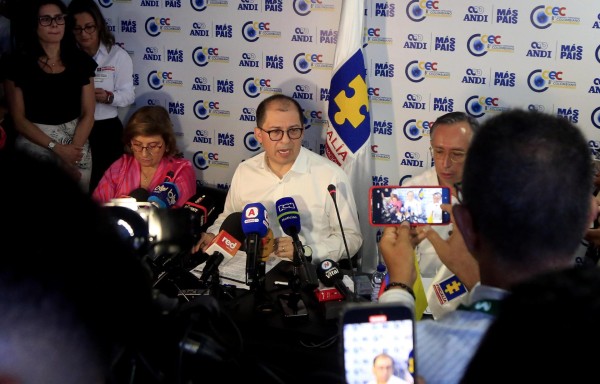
[0,147,155,384]
[378,109,594,384]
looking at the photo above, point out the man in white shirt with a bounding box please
[424,192,443,223]
[369,353,412,384]
[403,111,480,319]
[194,94,362,266]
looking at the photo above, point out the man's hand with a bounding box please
[192,232,215,254]
[378,222,417,286]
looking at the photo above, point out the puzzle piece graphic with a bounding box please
[333,75,369,128]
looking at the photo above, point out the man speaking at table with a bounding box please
[193,94,362,268]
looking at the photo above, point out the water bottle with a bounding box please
[370,263,387,302]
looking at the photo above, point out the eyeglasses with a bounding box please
[131,142,164,153]
[430,147,467,164]
[38,14,66,26]
[454,182,463,204]
[73,24,97,34]
[257,127,304,141]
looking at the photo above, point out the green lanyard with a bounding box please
[458,299,502,316]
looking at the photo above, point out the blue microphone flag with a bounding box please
[241,203,269,237]
[148,181,180,208]
[276,196,301,235]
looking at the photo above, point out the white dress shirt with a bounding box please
[207,147,363,264]
[92,42,135,120]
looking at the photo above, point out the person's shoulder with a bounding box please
[109,43,132,61]
[303,147,344,171]
[237,151,265,169]
[107,154,132,172]
[69,49,98,73]
[404,167,437,186]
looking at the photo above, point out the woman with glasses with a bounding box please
[92,105,196,208]
[67,0,135,194]
[2,0,97,192]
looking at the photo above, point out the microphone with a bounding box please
[198,212,245,283]
[275,196,319,289]
[327,184,356,299]
[148,171,179,208]
[183,193,216,229]
[241,203,269,287]
[316,259,354,301]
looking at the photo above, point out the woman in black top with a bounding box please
[3,0,97,192]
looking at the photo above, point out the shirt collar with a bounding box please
[261,147,309,176]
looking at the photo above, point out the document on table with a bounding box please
[191,251,284,290]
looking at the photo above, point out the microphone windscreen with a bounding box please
[219,212,246,251]
[128,188,151,202]
[148,182,180,208]
[317,259,343,287]
[183,193,216,228]
[275,196,301,236]
[241,202,269,237]
[328,184,336,197]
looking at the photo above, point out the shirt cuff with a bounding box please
[379,288,416,312]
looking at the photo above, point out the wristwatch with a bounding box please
[106,91,114,104]
[47,141,56,151]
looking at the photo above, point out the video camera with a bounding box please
[102,198,202,281]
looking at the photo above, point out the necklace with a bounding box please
[39,57,61,73]
[141,168,155,182]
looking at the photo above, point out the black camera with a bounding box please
[102,199,201,280]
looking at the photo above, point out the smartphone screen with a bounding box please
[369,185,451,226]
[341,303,415,384]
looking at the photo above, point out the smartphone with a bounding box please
[340,303,416,384]
[369,185,451,226]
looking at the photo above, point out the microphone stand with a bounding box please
[278,244,309,321]
[328,185,359,302]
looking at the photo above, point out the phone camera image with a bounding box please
[370,186,450,226]
[341,304,415,384]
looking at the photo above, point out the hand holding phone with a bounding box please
[341,303,416,384]
[369,186,451,226]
